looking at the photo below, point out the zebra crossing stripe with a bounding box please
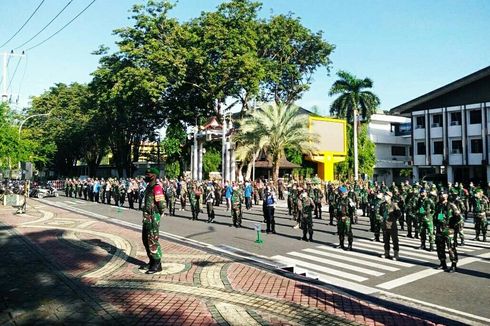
[315,245,414,268]
[376,252,490,290]
[356,240,437,260]
[463,239,490,249]
[271,255,368,282]
[287,252,385,276]
[396,237,475,253]
[271,256,378,294]
[302,248,399,271]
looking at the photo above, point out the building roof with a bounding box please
[254,156,301,169]
[390,66,490,115]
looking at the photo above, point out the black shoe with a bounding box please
[436,261,448,271]
[447,262,457,273]
[271,230,276,234]
[139,263,150,270]
[146,261,162,274]
[407,233,413,238]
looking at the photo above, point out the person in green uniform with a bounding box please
[417,188,435,251]
[336,186,353,250]
[405,187,419,238]
[371,192,384,242]
[449,189,466,246]
[313,184,323,219]
[300,191,315,241]
[434,192,459,272]
[188,181,199,220]
[473,189,488,242]
[165,180,177,216]
[140,168,165,274]
[380,192,401,260]
[327,184,337,226]
[231,184,243,227]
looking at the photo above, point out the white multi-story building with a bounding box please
[391,66,490,184]
[368,113,411,185]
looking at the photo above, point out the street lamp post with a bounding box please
[17,111,51,179]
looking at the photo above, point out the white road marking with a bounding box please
[356,240,437,260]
[287,251,384,276]
[376,252,490,290]
[303,248,399,271]
[271,255,368,282]
[315,245,414,267]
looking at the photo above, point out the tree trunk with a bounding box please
[272,160,280,188]
[245,160,253,181]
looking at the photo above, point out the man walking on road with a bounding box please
[141,168,165,274]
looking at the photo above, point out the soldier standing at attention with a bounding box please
[313,184,323,219]
[231,183,243,228]
[379,192,401,260]
[300,191,315,242]
[336,186,353,250]
[473,189,488,242]
[140,168,165,274]
[417,189,436,251]
[188,181,199,220]
[434,192,459,272]
[205,183,216,223]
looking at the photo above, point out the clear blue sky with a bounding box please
[1,0,489,115]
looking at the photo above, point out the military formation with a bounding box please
[60,174,489,274]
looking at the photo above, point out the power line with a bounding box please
[17,55,29,103]
[0,0,46,48]
[15,0,75,50]
[26,0,97,52]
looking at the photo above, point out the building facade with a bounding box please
[368,113,411,185]
[391,66,490,185]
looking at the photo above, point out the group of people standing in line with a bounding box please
[61,174,489,274]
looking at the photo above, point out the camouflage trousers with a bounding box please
[142,213,162,261]
[337,216,353,246]
[419,216,434,246]
[436,228,457,263]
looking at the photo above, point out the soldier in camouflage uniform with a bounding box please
[188,181,199,220]
[140,168,165,274]
[348,188,358,224]
[417,189,435,251]
[379,192,401,260]
[231,184,243,227]
[165,180,177,216]
[371,192,384,242]
[434,192,459,272]
[327,184,337,226]
[300,191,315,241]
[313,184,324,219]
[473,189,488,242]
[449,189,466,246]
[405,187,419,238]
[336,186,354,250]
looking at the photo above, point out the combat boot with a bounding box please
[436,260,448,271]
[415,232,419,239]
[347,242,352,251]
[308,233,314,242]
[418,241,426,250]
[407,232,413,238]
[428,243,434,252]
[447,262,457,273]
[139,257,154,271]
[473,235,480,241]
[483,235,487,242]
[146,260,162,274]
[381,250,391,259]
[393,251,399,261]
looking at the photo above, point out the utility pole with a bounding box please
[2,50,25,102]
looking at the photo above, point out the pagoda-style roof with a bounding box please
[254,150,301,169]
[201,116,222,130]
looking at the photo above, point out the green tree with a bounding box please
[329,70,380,180]
[202,147,222,179]
[335,124,376,180]
[237,103,317,185]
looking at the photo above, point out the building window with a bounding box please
[469,110,482,124]
[415,116,425,129]
[391,146,406,156]
[433,141,443,154]
[471,138,483,153]
[451,140,462,154]
[417,142,426,155]
[450,112,461,126]
[431,114,442,127]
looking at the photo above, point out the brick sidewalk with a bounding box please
[0,204,440,325]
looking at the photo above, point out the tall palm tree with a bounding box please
[329,71,380,180]
[235,103,318,185]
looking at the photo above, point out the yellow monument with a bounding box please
[307,116,347,181]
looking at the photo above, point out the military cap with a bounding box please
[145,167,160,175]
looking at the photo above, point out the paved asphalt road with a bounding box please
[34,195,490,325]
